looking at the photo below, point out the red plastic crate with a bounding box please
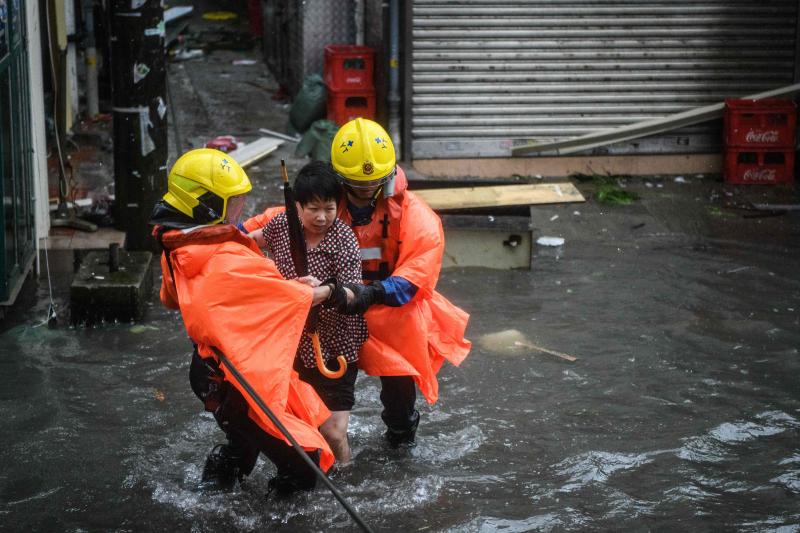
[724,98,797,148]
[324,45,375,91]
[327,88,376,125]
[724,148,795,184]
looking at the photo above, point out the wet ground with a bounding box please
[2,5,800,532]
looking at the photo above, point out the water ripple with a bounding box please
[554,451,653,492]
[453,513,563,533]
[772,454,800,493]
[677,411,799,463]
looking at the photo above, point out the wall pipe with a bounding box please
[355,0,364,46]
[83,0,99,118]
[387,0,401,159]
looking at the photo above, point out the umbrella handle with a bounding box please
[310,332,347,379]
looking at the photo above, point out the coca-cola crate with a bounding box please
[724,148,795,184]
[724,98,797,148]
[324,45,375,91]
[327,88,376,125]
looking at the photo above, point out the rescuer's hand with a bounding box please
[321,278,347,310]
[338,281,386,315]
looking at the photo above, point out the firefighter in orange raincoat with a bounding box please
[244,119,471,448]
[150,148,335,495]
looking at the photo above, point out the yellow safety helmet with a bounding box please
[331,118,397,195]
[163,148,251,224]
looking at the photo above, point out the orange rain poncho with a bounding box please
[244,167,471,404]
[156,224,334,472]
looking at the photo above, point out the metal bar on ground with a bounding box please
[258,127,300,143]
[751,204,800,211]
[515,341,578,362]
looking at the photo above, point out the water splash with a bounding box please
[412,424,485,464]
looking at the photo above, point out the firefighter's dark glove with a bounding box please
[321,278,348,310]
[339,281,386,315]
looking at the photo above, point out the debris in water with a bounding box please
[154,389,166,402]
[537,236,565,246]
[596,180,638,205]
[477,329,530,355]
[130,324,159,333]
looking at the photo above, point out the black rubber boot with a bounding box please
[384,409,420,449]
[266,474,306,500]
[201,444,251,490]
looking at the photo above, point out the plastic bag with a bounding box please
[288,74,327,134]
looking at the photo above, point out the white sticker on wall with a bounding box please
[140,108,156,156]
[133,62,150,84]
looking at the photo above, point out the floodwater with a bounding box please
[2,226,799,531]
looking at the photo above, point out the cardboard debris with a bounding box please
[414,182,585,210]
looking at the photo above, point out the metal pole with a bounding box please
[354,0,365,46]
[83,0,99,117]
[110,0,167,250]
[387,0,402,158]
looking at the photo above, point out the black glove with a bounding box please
[339,281,386,315]
[321,278,348,310]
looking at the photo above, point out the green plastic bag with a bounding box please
[295,119,339,162]
[288,75,327,134]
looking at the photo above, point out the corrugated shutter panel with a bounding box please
[411,0,798,158]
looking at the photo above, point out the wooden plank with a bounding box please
[227,137,284,168]
[514,341,578,362]
[413,182,584,210]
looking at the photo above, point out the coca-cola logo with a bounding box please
[745,130,780,143]
[743,168,776,182]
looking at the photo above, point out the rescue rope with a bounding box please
[42,236,57,326]
[211,347,374,533]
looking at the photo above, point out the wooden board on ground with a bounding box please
[414,182,585,210]
[227,137,283,168]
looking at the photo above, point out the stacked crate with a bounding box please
[324,45,375,125]
[723,99,797,184]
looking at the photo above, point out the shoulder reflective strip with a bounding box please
[360,247,382,260]
[182,225,211,234]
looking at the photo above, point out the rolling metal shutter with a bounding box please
[410,0,798,159]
